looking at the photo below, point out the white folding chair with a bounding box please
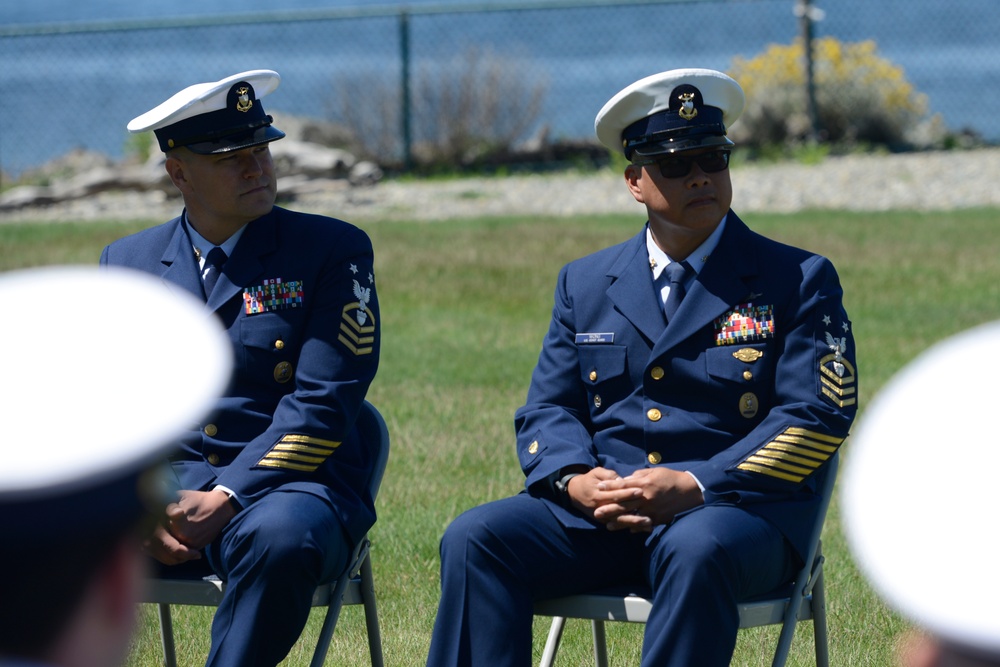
[141,400,390,667]
[534,453,839,667]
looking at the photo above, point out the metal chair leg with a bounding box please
[157,603,177,667]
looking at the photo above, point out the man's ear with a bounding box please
[164,154,188,192]
[624,163,645,204]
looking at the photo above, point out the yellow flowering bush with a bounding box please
[728,37,939,150]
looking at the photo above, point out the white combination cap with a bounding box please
[595,68,745,160]
[127,69,285,154]
[842,320,1000,657]
[0,266,232,541]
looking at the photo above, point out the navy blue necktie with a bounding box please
[662,261,691,322]
[203,246,228,299]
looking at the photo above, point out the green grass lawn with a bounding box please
[4,206,998,666]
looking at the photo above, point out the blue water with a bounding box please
[1,0,998,176]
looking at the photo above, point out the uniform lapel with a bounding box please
[159,217,206,301]
[651,213,760,356]
[606,228,667,345]
[205,211,277,312]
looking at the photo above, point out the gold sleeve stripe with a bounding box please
[339,304,376,356]
[735,462,806,483]
[255,434,341,472]
[272,445,334,457]
[736,427,845,482]
[338,334,375,356]
[257,459,322,473]
[772,435,839,454]
[743,455,815,476]
[261,451,327,465]
[338,323,375,346]
[820,376,856,397]
[821,387,857,408]
[782,428,844,444]
[759,441,829,461]
[752,450,825,468]
[278,434,340,449]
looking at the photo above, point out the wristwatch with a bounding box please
[554,472,582,507]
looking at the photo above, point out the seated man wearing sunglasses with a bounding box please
[426,69,857,667]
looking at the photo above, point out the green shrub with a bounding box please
[727,37,944,152]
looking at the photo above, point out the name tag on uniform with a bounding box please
[575,332,614,344]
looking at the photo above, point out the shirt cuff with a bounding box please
[685,470,706,493]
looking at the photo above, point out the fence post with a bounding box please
[796,0,821,141]
[399,10,413,171]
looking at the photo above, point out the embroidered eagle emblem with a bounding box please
[353,279,371,325]
[825,332,848,377]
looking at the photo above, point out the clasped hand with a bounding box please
[567,467,704,532]
[142,489,236,565]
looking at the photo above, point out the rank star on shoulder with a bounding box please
[350,263,358,274]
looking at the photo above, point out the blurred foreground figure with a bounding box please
[843,321,1000,667]
[0,266,230,667]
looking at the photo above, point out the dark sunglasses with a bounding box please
[634,149,731,179]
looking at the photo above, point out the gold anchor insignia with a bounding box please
[235,86,253,113]
[678,92,698,121]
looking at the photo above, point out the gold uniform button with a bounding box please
[647,408,662,422]
[207,453,221,465]
[589,370,598,382]
[648,452,662,465]
[743,370,753,381]
[528,441,539,455]
[275,339,285,350]
[204,424,218,437]
[650,366,665,380]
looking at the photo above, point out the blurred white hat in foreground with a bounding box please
[843,320,1000,656]
[0,266,231,536]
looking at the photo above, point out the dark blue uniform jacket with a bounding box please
[515,211,856,559]
[100,206,380,547]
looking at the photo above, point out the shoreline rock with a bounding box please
[2,147,997,224]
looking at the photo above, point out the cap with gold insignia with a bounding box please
[0,266,231,546]
[127,69,286,154]
[842,320,1000,658]
[595,68,745,160]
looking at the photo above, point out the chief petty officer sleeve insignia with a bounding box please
[256,434,341,472]
[338,265,376,356]
[818,316,856,408]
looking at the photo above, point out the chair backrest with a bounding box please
[356,400,391,503]
[802,451,839,574]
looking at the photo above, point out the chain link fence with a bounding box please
[1,0,996,179]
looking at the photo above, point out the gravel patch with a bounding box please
[2,148,997,224]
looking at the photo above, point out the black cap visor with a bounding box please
[630,132,733,160]
[184,124,285,155]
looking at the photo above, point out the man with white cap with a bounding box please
[0,266,230,667]
[843,321,1000,667]
[426,68,857,666]
[100,70,381,666]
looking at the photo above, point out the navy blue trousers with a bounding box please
[200,491,350,667]
[426,493,795,667]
